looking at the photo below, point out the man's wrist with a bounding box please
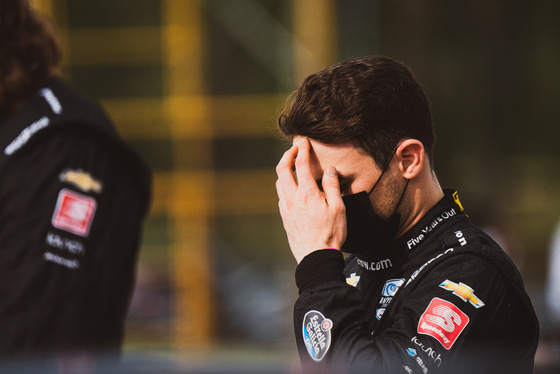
[295,249,345,293]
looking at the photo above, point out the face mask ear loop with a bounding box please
[393,179,410,214]
[367,147,399,196]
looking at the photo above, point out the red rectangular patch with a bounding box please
[51,189,97,237]
[417,297,469,350]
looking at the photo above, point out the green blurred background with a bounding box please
[34,0,560,370]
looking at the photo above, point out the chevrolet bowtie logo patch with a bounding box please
[59,169,103,194]
[439,279,485,309]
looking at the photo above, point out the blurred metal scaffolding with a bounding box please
[36,0,338,351]
[31,1,560,371]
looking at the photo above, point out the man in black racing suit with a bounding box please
[275,56,539,373]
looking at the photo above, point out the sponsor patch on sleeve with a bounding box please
[302,310,333,362]
[376,278,405,320]
[59,169,103,193]
[417,298,469,350]
[439,279,485,309]
[51,189,97,237]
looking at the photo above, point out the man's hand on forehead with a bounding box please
[275,138,347,263]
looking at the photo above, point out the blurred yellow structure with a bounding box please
[31,4,560,372]
[34,0,338,352]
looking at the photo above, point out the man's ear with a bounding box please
[395,139,424,179]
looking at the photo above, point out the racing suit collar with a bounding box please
[354,189,467,272]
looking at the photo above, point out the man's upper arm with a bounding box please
[0,129,149,348]
[383,255,509,371]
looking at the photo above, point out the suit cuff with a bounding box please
[295,249,345,293]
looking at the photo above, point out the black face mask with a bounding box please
[341,160,409,256]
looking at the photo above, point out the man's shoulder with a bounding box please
[406,225,534,319]
[419,215,514,266]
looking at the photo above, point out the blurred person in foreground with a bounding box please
[0,0,151,371]
[275,56,539,373]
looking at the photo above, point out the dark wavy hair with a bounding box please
[278,56,435,169]
[0,0,61,116]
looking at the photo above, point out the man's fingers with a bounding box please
[275,145,298,200]
[294,138,316,188]
[322,166,344,209]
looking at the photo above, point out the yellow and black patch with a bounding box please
[59,169,103,194]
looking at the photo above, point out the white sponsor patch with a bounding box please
[302,310,333,362]
[376,278,405,320]
[51,189,97,237]
[406,208,458,250]
[4,116,50,155]
[405,248,454,288]
[46,231,85,256]
[411,336,444,368]
[403,365,415,374]
[43,252,79,269]
[39,88,62,114]
[382,278,405,297]
[356,257,393,271]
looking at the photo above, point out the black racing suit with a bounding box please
[294,189,539,374]
[0,78,151,364]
